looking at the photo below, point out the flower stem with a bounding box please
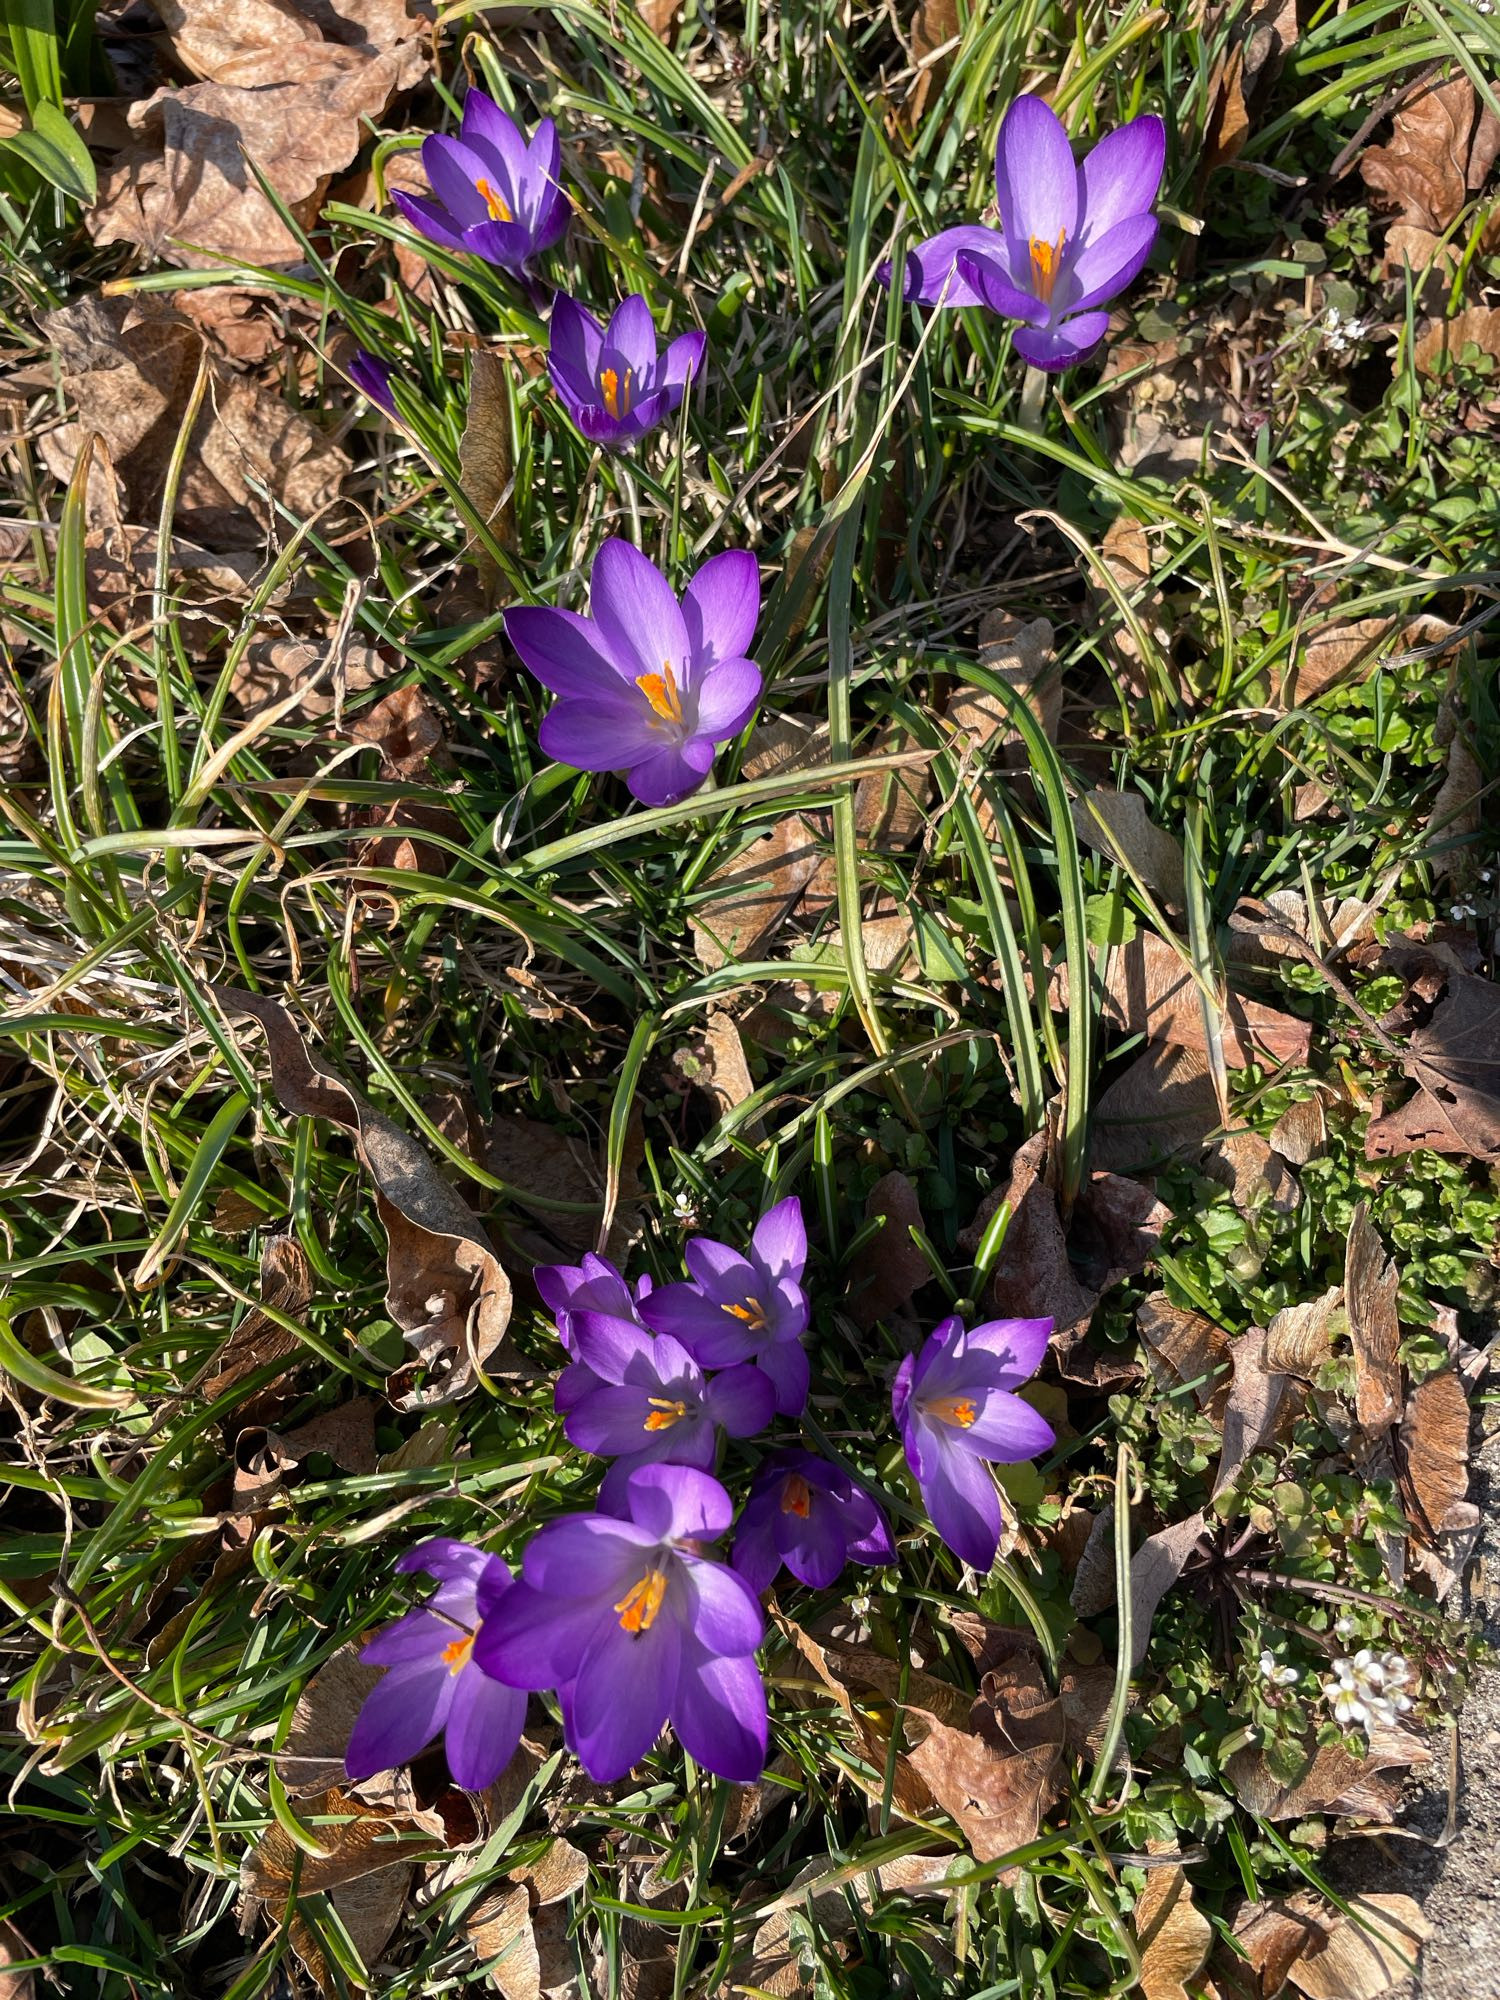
[616,457,643,545]
[1017,364,1048,433]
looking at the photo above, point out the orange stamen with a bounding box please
[636,659,685,725]
[722,1296,767,1331]
[926,1395,977,1429]
[614,1568,667,1634]
[441,1633,475,1675]
[475,178,514,223]
[644,1396,690,1432]
[1028,230,1066,303]
[599,366,634,420]
[781,1474,812,1518]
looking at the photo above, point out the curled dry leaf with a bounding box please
[1136,1293,1232,1420]
[459,348,518,600]
[1264,1286,1342,1378]
[1286,1893,1432,1999]
[846,1170,929,1330]
[1128,1511,1207,1667]
[1399,1368,1471,1541]
[899,0,961,131]
[1212,1329,1288,1500]
[1201,0,1300,173]
[201,1233,311,1402]
[1089,1042,1220,1176]
[1055,930,1312,1068]
[1215,1896,1324,2000]
[155,0,429,89]
[1134,1853,1213,2000]
[215,988,523,1405]
[1225,1724,1431,1823]
[1365,973,1500,1162]
[905,1637,1065,1865]
[1344,1204,1402,1437]
[1069,788,1185,911]
[1414,304,1500,376]
[1361,73,1499,273]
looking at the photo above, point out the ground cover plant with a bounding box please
[0,0,1498,1993]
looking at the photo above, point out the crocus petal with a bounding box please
[660,328,706,391]
[672,1647,768,1784]
[566,1382,687,1457]
[681,549,760,669]
[523,118,569,246]
[1060,211,1158,315]
[602,294,660,379]
[622,1462,735,1542]
[684,1238,758,1295]
[505,605,629,700]
[1012,311,1110,371]
[463,217,539,269]
[731,1502,782,1593]
[474,1580,610,1689]
[570,385,675,445]
[359,1608,458,1670]
[693,658,762,740]
[547,293,606,402]
[703,1362,776,1438]
[776,1500,849,1590]
[535,1253,634,1319]
[443,1665,527,1790]
[539,698,661,773]
[422,135,497,229]
[627,742,715,807]
[884,223,1010,307]
[909,1317,964,1396]
[554,1359,599,1409]
[398,1538,500,1589]
[965,1316,1054,1388]
[845,1488,896,1565]
[952,1389,1057,1462]
[954,247,1049,324]
[590,539,692,687]
[683,1555,765,1655]
[751,1196,807,1287]
[640,1282,760,1367]
[891,1351,916,1436]
[568,1615,679,1782]
[391,188,470,255]
[994,95,1079,263]
[758,1339,810,1419]
[460,91,528,195]
[570,1310,661,1384]
[345,1662,454,1780]
[521,1515,655,1598]
[1077,114,1166,247]
[919,1432,1003,1571]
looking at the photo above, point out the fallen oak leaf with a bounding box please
[1344,1204,1401,1437]
[1264,1287,1342,1378]
[1212,1329,1287,1501]
[1361,72,1493,273]
[1134,1851,1213,2000]
[214,988,525,1405]
[1398,1368,1471,1541]
[1136,1293,1232,1420]
[1224,1725,1431,1823]
[1286,1892,1432,1999]
[1364,973,1500,1162]
[904,1641,1065,1865]
[1128,1512,1207,1667]
[1053,930,1312,1068]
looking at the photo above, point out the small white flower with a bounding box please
[1478,1,1493,16]
[1335,1614,1357,1639]
[1451,901,1478,921]
[1325,1650,1415,1732]
[668,1190,700,1226]
[1259,1649,1299,1688]
[1321,306,1371,354]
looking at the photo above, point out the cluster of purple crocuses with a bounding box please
[345,1195,1057,1793]
[347,88,1164,805]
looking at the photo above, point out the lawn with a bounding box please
[1,0,1497,1994]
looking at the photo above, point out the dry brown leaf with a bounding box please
[215,988,522,1404]
[635,0,681,36]
[1202,0,1300,173]
[240,1785,435,1992]
[905,1639,1065,1864]
[946,614,1060,765]
[1399,1368,1471,1540]
[1361,74,1489,273]
[1070,1506,1118,1616]
[1135,1856,1213,2000]
[1095,514,1171,699]
[1367,973,1500,1161]
[744,1853,959,1996]
[1208,1127,1298,1215]
[1213,1329,1287,1499]
[1136,1293,1232,1418]
[1344,1204,1402,1436]
[1286,1893,1431,1999]
[1264,1287,1342,1378]
[91,60,408,270]
[1128,1512,1206,1666]
[1055,930,1312,1067]
[1215,1896,1323,2000]
[460,348,517,599]
[900,0,961,130]
[155,0,427,88]
[201,1233,311,1402]
[0,1923,35,2000]
[229,634,387,720]
[1070,788,1185,910]
[1269,1095,1326,1165]
[690,717,831,969]
[847,1170,929,1329]
[1414,304,1500,374]
[1426,690,1483,886]
[350,683,459,874]
[671,1009,756,1121]
[1225,1725,1430,1822]
[283,1641,383,1797]
[1090,1042,1220,1175]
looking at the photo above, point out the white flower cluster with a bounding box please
[1322,306,1371,353]
[1258,1649,1299,1688]
[1323,1648,1414,1731]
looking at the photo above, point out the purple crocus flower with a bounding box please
[535,1251,652,1413]
[505,540,763,808]
[563,1311,774,1492]
[732,1449,894,1594]
[549,294,706,447]
[345,1539,525,1791]
[392,90,569,273]
[641,1197,810,1417]
[881,95,1165,371]
[347,348,396,417]
[893,1315,1057,1572]
[473,1463,767,1784]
